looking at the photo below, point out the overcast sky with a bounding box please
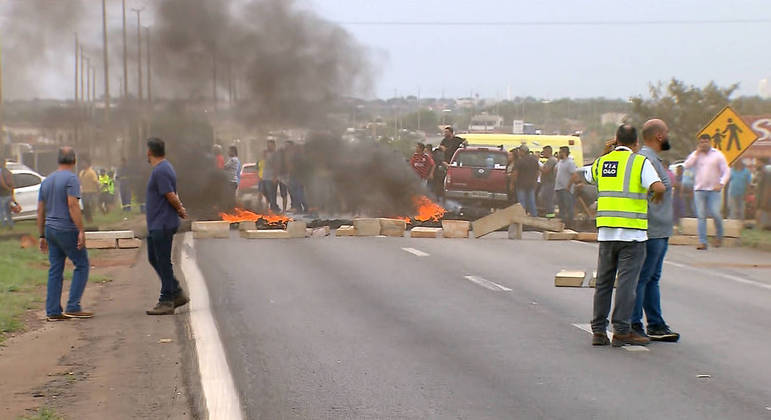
[2,0,770,100]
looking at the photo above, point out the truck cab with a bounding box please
[444,146,510,207]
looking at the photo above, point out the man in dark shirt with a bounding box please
[513,145,539,216]
[144,138,190,315]
[440,126,466,164]
[37,147,93,321]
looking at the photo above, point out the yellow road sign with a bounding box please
[697,106,758,165]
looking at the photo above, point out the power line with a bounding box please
[336,19,771,27]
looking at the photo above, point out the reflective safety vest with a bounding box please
[591,149,649,230]
[99,175,115,194]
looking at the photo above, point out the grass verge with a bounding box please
[741,228,771,251]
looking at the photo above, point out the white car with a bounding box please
[10,168,45,221]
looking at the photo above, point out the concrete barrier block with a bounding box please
[441,220,471,238]
[117,238,142,249]
[85,230,134,240]
[86,238,117,249]
[543,229,578,240]
[554,270,585,287]
[680,218,742,238]
[472,204,526,238]
[311,226,331,238]
[379,218,407,237]
[517,216,565,232]
[410,227,442,238]
[353,218,381,236]
[669,235,739,247]
[238,221,257,231]
[576,232,598,242]
[240,229,291,239]
[508,223,523,239]
[286,221,307,238]
[336,225,357,237]
[192,221,231,239]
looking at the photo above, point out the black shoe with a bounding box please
[631,323,648,339]
[173,291,190,309]
[592,333,610,346]
[146,301,175,315]
[647,325,680,342]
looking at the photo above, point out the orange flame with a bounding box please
[219,208,292,225]
[412,195,446,222]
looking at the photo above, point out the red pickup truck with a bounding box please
[444,146,510,207]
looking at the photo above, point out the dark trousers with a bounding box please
[147,228,182,302]
[260,180,280,212]
[119,182,132,211]
[556,189,574,225]
[592,240,646,335]
[289,178,307,212]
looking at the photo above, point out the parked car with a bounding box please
[10,168,45,221]
[236,163,261,206]
[444,146,509,207]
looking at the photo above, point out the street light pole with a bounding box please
[132,8,143,103]
[145,26,151,105]
[102,0,110,122]
[122,0,128,99]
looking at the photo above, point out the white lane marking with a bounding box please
[463,275,512,292]
[572,323,650,352]
[402,247,429,257]
[664,260,771,291]
[181,233,243,420]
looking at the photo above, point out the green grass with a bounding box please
[0,240,50,336]
[18,407,63,420]
[741,228,771,251]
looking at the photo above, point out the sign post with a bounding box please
[697,106,759,165]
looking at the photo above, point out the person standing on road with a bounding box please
[78,158,99,223]
[260,140,281,213]
[37,147,93,321]
[684,134,730,250]
[224,145,241,209]
[0,158,16,229]
[409,143,435,185]
[431,144,447,201]
[586,124,665,347]
[539,146,558,218]
[440,126,466,164]
[513,145,539,216]
[116,157,133,212]
[632,119,680,343]
[144,138,190,316]
[555,146,578,228]
[727,159,751,221]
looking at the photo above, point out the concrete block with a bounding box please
[238,221,256,231]
[353,218,381,236]
[85,230,134,240]
[441,220,471,238]
[576,232,598,242]
[286,221,307,238]
[311,226,331,238]
[240,229,291,239]
[410,227,442,238]
[379,218,407,237]
[336,225,357,237]
[668,235,739,247]
[472,204,526,238]
[192,221,231,239]
[680,218,742,238]
[542,229,578,240]
[516,216,565,232]
[508,223,523,239]
[86,238,117,249]
[554,270,585,287]
[118,238,142,249]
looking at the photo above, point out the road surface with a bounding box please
[190,231,771,419]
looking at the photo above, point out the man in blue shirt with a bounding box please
[145,138,190,315]
[37,147,93,321]
[728,160,752,221]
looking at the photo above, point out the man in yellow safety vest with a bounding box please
[585,124,666,347]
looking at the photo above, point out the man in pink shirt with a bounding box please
[684,134,730,249]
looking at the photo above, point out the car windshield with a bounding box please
[454,151,508,168]
[242,165,257,173]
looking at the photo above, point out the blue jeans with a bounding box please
[289,178,307,212]
[517,188,537,216]
[632,238,669,329]
[556,189,574,225]
[0,196,13,229]
[694,190,723,244]
[119,181,132,211]
[147,228,182,302]
[260,180,280,213]
[45,227,89,316]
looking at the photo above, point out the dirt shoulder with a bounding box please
[0,245,201,419]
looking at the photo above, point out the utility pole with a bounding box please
[86,57,91,108]
[80,46,85,104]
[132,8,143,103]
[211,54,217,111]
[102,0,110,122]
[122,0,128,99]
[74,34,79,104]
[145,26,151,105]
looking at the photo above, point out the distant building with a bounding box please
[468,113,504,133]
[759,79,770,99]
[600,112,627,126]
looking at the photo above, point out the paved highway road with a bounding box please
[191,231,771,419]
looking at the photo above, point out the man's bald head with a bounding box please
[58,147,76,165]
[642,119,668,141]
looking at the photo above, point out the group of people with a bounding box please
[78,157,134,222]
[37,139,189,321]
[408,126,467,198]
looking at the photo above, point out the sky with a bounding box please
[1,0,770,100]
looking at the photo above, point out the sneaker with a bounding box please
[592,333,610,346]
[631,323,648,339]
[647,325,680,342]
[611,331,651,347]
[146,301,175,315]
[47,314,69,322]
[173,291,190,309]
[696,243,708,250]
[64,311,94,319]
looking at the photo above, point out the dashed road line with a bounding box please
[572,323,650,352]
[402,247,429,257]
[463,275,512,292]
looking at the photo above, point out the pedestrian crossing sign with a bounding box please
[697,106,758,165]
